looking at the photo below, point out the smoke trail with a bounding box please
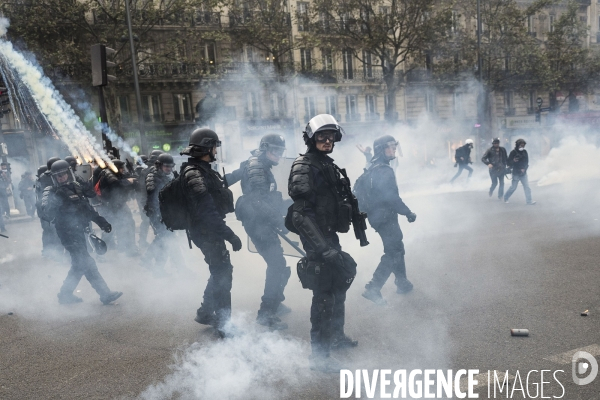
[0,17,140,169]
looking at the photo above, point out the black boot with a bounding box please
[395,278,413,294]
[331,333,358,350]
[194,303,215,326]
[256,311,288,330]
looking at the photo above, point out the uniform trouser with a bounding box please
[24,194,36,216]
[0,193,9,216]
[145,217,186,270]
[489,169,505,198]
[191,233,233,328]
[40,219,62,255]
[57,228,111,297]
[450,164,473,182]
[137,198,150,245]
[244,222,291,315]
[302,234,354,358]
[108,204,136,252]
[368,219,407,290]
[504,173,532,203]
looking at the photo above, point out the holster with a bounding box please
[296,257,321,291]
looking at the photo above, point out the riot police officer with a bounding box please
[137,150,162,248]
[288,114,359,372]
[143,153,186,276]
[40,160,122,305]
[37,158,63,258]
[234,134,290,330]
[179,128,241,337]
[361,135,417,306]
[97,160,138,256]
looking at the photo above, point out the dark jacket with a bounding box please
[41,182,107,232]
[455,144,472,165]
[18,176,36,198]
[145,168,172,213]
[180,158,236,241]
[98,169,134,207]
[507,148,529,175]
[236,153,284,227]
[366,157,412,227]
[481,146,508,171]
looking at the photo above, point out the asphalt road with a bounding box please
[1,179,599,399]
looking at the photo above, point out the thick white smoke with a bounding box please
[141,318,311,400]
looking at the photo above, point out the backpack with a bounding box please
[158,166,194,231]
[353,168,374,213]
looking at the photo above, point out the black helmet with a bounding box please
[373,135,398,160]
[37,165,48,177]
[50,160,75,187]
[113,160,125,168]
[148,150,163,165]
[259,134,286,163]
[181,128,221,161]
[46,157,61,170]
[64,156,78,171]
[303,114,344,152]
[138,155,148,164]
[492,138,500,144]
[156,153,175,167]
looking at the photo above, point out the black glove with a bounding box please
[406,212,417,223]
[96,217,112,233]
[227,233,242,252]
[321,248,344,268]
[144,204,154,217]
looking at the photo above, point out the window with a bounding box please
[529,91,536,111]
[270,92,286,117]
[425,91,436,114]
[365,94,377,119]
[142,94,162,123]
[119,95,131,124]
[451,10,458,33]
[325,95,337,115]
[322,49,333,72]
[363,51,373,78]
[342,49,354,79]
[304,96,316,120]
[300,48,312,71]
[504,91,514,115]
[245,46,255,62]
[173,94,193,121]
[346,95,358,118]
[453,92,463,116]
[527,16,536,35]
[198,42,216,73]
[504,55,511,71]
[550,15,555,32]
[297,2,308,32]
[245,92,261,118]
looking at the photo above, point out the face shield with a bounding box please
[51,167,76,187]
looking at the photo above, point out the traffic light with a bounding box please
[0,87,11,120]
[91,44,117,87]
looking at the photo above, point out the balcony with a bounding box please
[229,11,291,28]
[119,62,217,80]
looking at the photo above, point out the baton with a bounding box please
[272,228,306,257]
[0,233,8,238]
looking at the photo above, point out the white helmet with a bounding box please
[465,139,474,145]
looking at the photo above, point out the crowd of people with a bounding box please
[7,113,540,373]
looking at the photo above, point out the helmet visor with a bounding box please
[315,131,337,143]
[198,138,222,148]
[267,145,286,157]
[51,168,75,186]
